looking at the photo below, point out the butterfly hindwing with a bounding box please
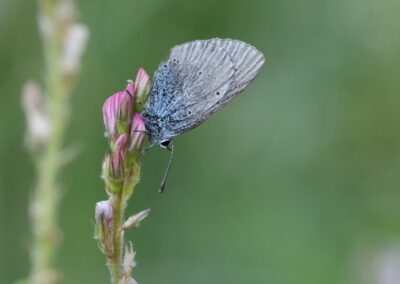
[143,38,265,143]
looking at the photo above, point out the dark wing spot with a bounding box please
[216,91,220,95]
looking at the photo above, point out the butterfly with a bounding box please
[142,38,265,191]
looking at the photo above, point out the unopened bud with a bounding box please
[116,92,134,134]
[95,200,113,226]
[125,80,135,97]
[21,81,51,152]
[122,208,151,230]
[94,200,113,254]
[114,133,129,154]
[110,151,124,180]
[129,113,146,153]
[103,93,120,139]
[61,23,89,77]
[133,68,151,111]
[102,152,124,195]
[103,91,134,140]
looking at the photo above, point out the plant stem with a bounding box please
[96,72,148,284]
[29,1,70,283]
[30,98,65,283]
[107,163,141,284]
[110,193,125,283]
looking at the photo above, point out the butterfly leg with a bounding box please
[143,142,156,154]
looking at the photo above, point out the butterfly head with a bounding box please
[159,139,172,150]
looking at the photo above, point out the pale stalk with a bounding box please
[29,0,76,283]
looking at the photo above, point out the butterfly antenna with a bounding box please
[159,141,174,193]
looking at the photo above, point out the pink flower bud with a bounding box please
[94,200,113,250]
[134,68,151,111]
[103,89,134,139]
[95,200,113,227]
[102,134,129,193]
[114,133,129,153]
[116,92,134,133]
[129,113,146,152]
[125,80,135,96]
[103,92,122,137]
[109,150,124,179]
[102,153,123,195]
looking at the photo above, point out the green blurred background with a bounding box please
[1,0,400,283]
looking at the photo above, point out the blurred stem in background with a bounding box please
[95,70,151,284]
[21,0,88,283]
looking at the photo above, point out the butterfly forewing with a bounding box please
[167,41,235,132]
[143,38,265,143]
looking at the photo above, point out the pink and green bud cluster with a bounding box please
[101,69,150,194]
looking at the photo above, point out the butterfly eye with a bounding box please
[160,140,171,148]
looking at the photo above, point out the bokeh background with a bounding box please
[1,0,400,283]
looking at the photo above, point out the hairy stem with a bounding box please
[110,193,125,283]
[107,164,141,284]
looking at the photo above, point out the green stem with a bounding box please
[29,1,70,283]
[110,193,125,283]
[107,163,141,284]
[29,97,66,284]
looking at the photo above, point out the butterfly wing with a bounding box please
[207,38,265,114]
[143,38,265,142]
